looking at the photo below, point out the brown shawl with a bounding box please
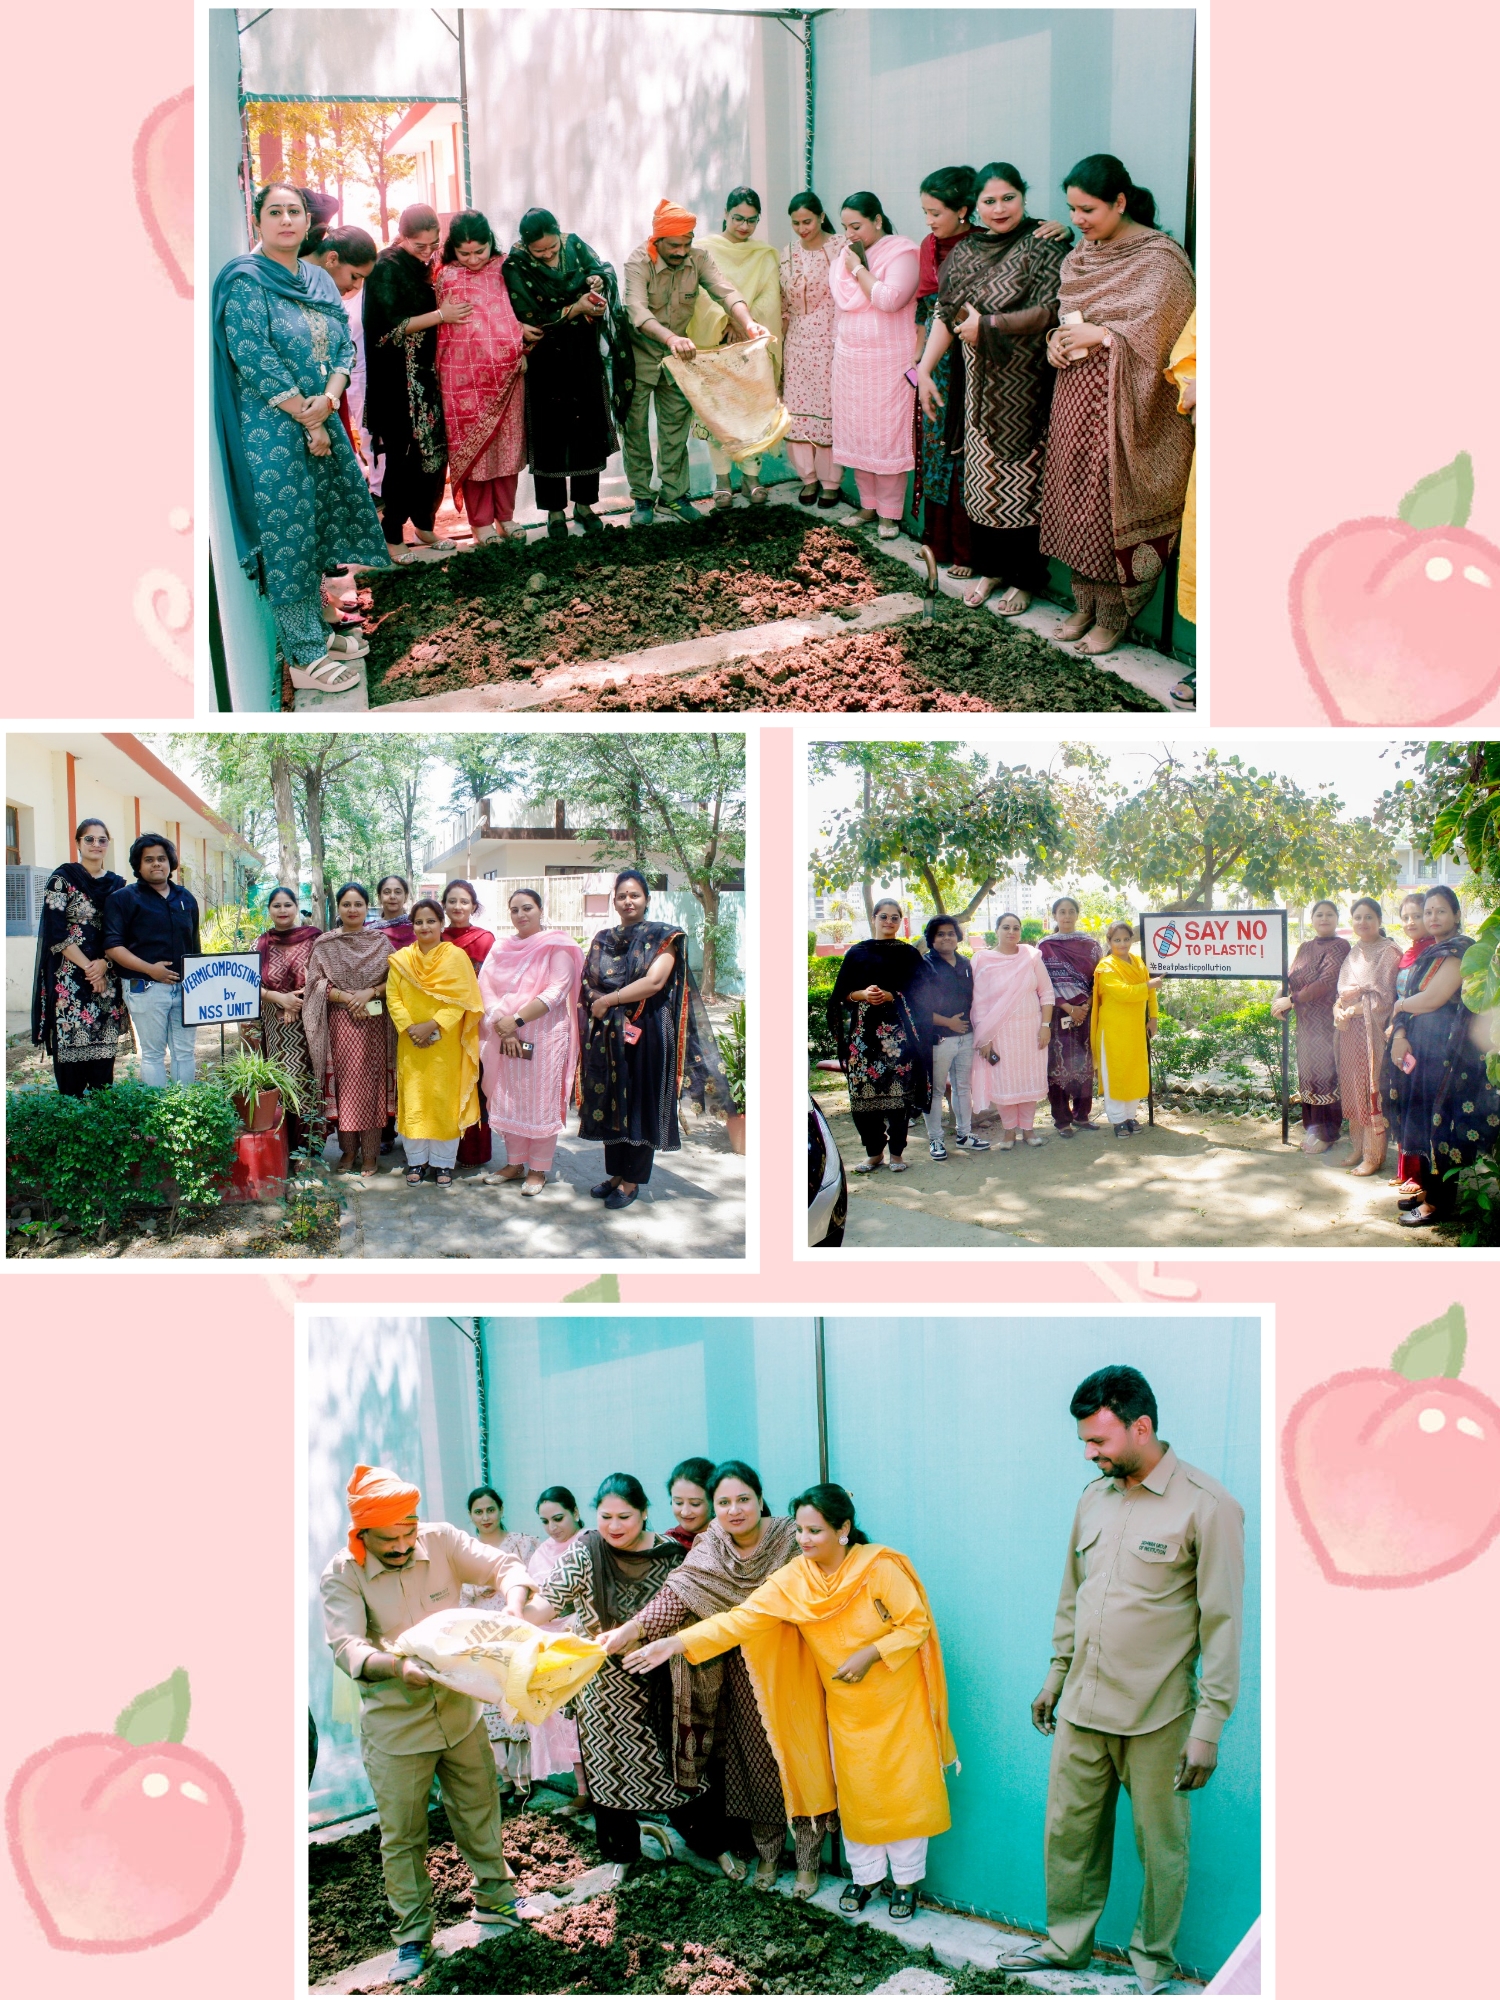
[1056,228,1195,558]
[643,1515,800,1793]
[302,925,397,1113]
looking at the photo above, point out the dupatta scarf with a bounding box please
[970,943,1051,1046]
[254,923,320,983]
[1384,936,1500,1167]
[503,234,636,430]
[1038,932,1101,1012]
[1055,228,1196,565]
[30,863,125,1056]
[210,252,354,582]
[693,1544,956,1822]
[434,257,527,487]
[387,941,484,1132]
[579,919,690,1151]
[479,930,585,1124]
[362,246,445,468]
[303,925,396,1108]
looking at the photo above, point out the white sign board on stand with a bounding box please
[180,954,262,1026]
[1139,911,1287,980]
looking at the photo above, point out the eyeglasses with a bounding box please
[79,834,108,845]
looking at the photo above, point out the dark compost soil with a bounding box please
[409,1865,926,1996]
[363,511,913,705]
[546,618,1162,714]
[309,1804,601,1983]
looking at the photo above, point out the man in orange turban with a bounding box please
[621,197,769,525]
[321,1464,538,1984]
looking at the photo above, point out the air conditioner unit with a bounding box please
[7,865,53,936]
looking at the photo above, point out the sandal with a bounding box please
[434,1167,455,1191]
[1053,607,1092,641]
[947,564,973,580]
[1020,1131,1047,1146]
[288,653,363,694]
[964,578,998,608]
[1170,677,1196,707]
[413,533,457,553]
[385,544,418,566]
[792,1869,820,1900]
[889,1885,918,1923]
[1079,623,1125,655]
[839,1883,875,1915]
[747,484,772,504]
[405,1165,426,1187]
[995,587,1031,617]
[323,631,369,658]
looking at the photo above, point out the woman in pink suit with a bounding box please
[828,191,920,537]
[478,889,585,1194]
[970,912,1056,1149]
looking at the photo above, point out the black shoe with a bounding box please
[604,1186,639,1210]
[1397,1193,1424,1211]
[1055,1124,1076,1138]
[546,511,569,540]
[888,1884,919,1923]
[817,489,842,509]
[574,504,602,534]
[590,1178,621,1200]
[839,1882,875,1914]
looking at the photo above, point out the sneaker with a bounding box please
[473,1885,525,1927]
[953,1133,990,1151]
[669,499,703,526]
[630,502,655,527]
[929,1139,948,1161]
[390,1941,432,1983]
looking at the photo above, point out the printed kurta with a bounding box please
[304,928,397,1134]
[826,940,930,1120]
[542,1537,694,1814]
[779,240,838,445]
[1039,933,1102,1101]
[215,260,388,605]
[1334,937,1400,1124]
[970,945,1055,1115]
[1091,953,1159,1105]
[827,235,920,475]
[31,865,125,1084]
[1383,938,1500,1170]
[1287,935,1351,1112]
[434,256,527,486]
[386,942,483,1143]
[679,1547,953,1847]
[255,928,318,1119]
[913,230,968,511]
[479,933,585,1140]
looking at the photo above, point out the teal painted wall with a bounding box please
[306,1311,1256,1977]
[656,887,747,997]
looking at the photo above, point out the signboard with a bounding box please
[180,954,262,1026]
[1139,910,1287,980]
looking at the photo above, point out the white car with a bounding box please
[807,1097,847,1247]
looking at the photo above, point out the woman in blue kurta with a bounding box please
[212,182,389,697]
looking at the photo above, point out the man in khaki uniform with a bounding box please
[998,1366,1245,1995]
[320,1464,537,1985]
[621,197,768,524]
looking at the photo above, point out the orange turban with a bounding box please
[648,198,697,262]
[347,1463,421,1563]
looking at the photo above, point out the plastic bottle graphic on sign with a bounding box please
[1152,922,1182,962]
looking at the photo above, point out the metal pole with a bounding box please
[803,11,815,191]
[813,1315,829,1482]
[457,9,473,207]
[472,1315,490,1483]
[1280,911,1291,1145]
[1140,916,1156,1127]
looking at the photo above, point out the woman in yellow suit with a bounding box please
[623,1481,955,1922]
[688,186,784,507]
[1091,919,1162,1137]
[386,897,483,1189]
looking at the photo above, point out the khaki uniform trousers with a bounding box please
[623,353,696,503]
[1041,1710,1193,1988]
[361,1719,516,1945]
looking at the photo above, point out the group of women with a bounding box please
[826,896,1161,1171]
[490,1458,951,1913]
[214,147,1193,693]
[1276,887,1499,1226]
[254,867,706,1208]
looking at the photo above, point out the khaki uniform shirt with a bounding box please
[622,242,747,380]
[321,1520,533,1755]
[1042,1446,1244,1743]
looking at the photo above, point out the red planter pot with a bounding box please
[233,1087,284,1134]
[726,1112,747,1155]
[226,1124,289,1203]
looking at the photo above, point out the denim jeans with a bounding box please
[124,979,197,1086]
[923,1032,974,1143]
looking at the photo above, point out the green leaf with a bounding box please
[115,1667,191,1745]
[1398,451,1474,530]
[1390,1303,1467,1381]
[563,1274,621,1304]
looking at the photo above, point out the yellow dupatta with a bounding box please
[688,234,784,378]
[716,1543,957,1820]
[387,941,483,1133]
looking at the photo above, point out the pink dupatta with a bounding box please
[478,929,585,1126]
[970,943,1054,1045]
[435,256,527,487]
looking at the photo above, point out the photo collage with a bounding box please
[3,8,1497,2000]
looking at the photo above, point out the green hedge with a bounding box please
[7,1079,243,1233]
[808,950,841,1067]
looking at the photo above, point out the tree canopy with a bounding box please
[1381,740,1500,1020]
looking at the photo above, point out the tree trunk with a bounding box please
[302,768,329,929]
[698,879,721,1002]
[270,751,300,895]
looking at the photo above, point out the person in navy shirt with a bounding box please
[103,832,202,1085]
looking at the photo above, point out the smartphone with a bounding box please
[507,1041,535,1061]
[904,367,920,389]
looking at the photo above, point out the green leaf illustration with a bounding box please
[1398,451,1474,530]
[563,1273,621,1304]
[115,1667,191,1745]
[1390,1303,1467,1381]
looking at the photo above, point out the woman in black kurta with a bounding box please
[825,900,930,1171]
[579,870,692,1208]
[503,208,634,537]
[30,819,125,1094]
[361,207,455,559]
[1383,886,1500,1226]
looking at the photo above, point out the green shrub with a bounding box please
[1453,1143,1500,1247]
[808,949,842,1066]
[718,999,747,1113]
[1021,917,1044,943]
[202,903,268,950]
[7,1078,242,1232]
[1152,979,1286,1107]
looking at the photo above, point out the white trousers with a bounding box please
[401,1135,459,1167]
[1097,1039,1144,1127]
[845,1834,928,1886]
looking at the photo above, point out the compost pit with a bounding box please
[309,1803,600,1983]
[546,620,1162,714]
[361,512,921,704]
[406,1863,935,1996]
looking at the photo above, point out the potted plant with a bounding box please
[720,999,747,1154]
[218,1047,305,1133]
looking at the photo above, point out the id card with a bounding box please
[622,1020,642,1046]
